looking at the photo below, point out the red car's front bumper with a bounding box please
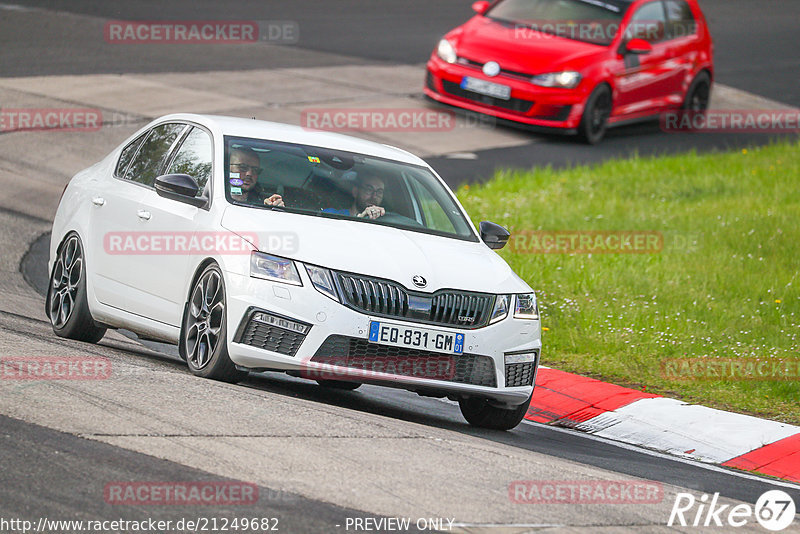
[425,56,590,132]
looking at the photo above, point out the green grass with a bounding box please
[457,142,800,424]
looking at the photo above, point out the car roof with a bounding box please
[150,113,427,167]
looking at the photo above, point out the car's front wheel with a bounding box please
[46,233,106,343]
[577,84,613,145]
[180,264,246,383]
[459,393,532,430]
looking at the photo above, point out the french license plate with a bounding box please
[460,76,511,100]
[368,321,464,355]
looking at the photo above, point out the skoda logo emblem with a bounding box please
[412,275,427,288]
[483,61,501,77]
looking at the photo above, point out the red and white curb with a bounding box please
[527,367,800,483]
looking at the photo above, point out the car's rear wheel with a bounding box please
[458,393,532,430]
[316,379,362,391]
[180,264,246,383]
[682,71,711,113]
[46,233,106,343]
[578,84,612,145]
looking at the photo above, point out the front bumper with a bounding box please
[425,56,589,131]
[223,265,541,407]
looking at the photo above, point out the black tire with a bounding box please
[316,379,362,391]
[179,264,247,383]
[577,84,613,145]
[46,233,106,343]
[458,393,532,431]
[682,71,711,113]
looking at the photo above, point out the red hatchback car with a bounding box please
[425,0,713,143]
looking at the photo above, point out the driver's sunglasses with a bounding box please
[230,163,262,175]
[359,184,384,197]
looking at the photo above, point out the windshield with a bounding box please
[223,136,477,241]
[487,0,627,46]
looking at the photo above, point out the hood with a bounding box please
[220,206,530,295]
[452,16,605,74]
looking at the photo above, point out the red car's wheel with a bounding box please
[578,84,612,144]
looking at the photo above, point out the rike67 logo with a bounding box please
[668,490,796,531]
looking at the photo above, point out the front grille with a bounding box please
[311,335,497,387]
[236,315,307,356]
[505,362,536,387]
[457,57,534,82]
[334,271,494,329]
[441,80,533,114]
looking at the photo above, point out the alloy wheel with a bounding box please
[49,236,83,328]
[185,270,225,370]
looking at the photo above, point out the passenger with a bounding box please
[229,146,284,207]
[324,173,385,219]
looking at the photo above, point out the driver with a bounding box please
[229,146,284,207]
[324,173,385,219]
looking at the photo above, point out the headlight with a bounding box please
[437,39,457,64]
[250,251,302,286]
[514,293,540,320]
[305,264,339,302]
[489,295,510,324]
[531,71,582,89]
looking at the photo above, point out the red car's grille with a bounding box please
[441,80,534,114]
[457,57,534,82]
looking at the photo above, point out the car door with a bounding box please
[613,0,679,116]
[663,0,701,107]
[88,122,188,316]
[122,125,215,327]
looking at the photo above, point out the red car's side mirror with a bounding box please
[472,1,490,15]
[625,38,653,55]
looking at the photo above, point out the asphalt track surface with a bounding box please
[2,1,800,532]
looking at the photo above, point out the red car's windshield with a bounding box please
[487,0,627,46]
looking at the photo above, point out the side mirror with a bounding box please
[472,1,490,15]
[480,221,510,250]
[622,38,653,55]
[155,174,207,208]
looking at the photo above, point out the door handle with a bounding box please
[137,209,151,221]
[92,197,105,206]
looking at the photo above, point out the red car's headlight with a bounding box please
[531,71,582,89]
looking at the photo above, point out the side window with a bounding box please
[114,133,147,178]
[409,177,457,234]
[627,1,668,43]
[124,123,186,187]
[665,0,697,39]
[167,127,213,195]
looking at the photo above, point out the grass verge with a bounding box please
[457,141,800,424]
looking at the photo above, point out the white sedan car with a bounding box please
[47,114,541,430]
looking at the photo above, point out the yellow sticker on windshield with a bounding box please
[308,156,320,164]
